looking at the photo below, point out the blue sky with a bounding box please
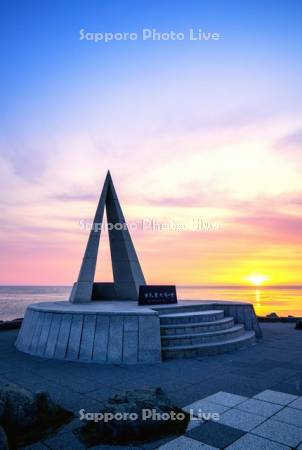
[2,0,301,179]
[2,0,302,114]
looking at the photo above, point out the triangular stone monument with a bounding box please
[69,171,146,303]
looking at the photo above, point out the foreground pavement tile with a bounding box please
[236,398,283,417]
[203,391,248,407]
[183,398,229,415]
[273,406,302,428]
[157,435,216,449]
[290,396,302,410]
[219,408,267,431]
[254,390,298,405]
[186,421,245,448]
[225,433,291,450]
[252,418,302,447]
[186,418,204,431]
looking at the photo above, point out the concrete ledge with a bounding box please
[211,303,262,338]
[16,302,161,364]
[28,301,157,315]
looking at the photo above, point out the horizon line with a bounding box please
[0,284,302,289]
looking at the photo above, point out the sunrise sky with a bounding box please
[1,0,302,286]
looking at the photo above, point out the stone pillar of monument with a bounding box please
[69,171,146,303]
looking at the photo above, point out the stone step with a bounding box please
[161,324,244,347]
[162,331,255,360]
[159,310,224,325]
[160,317,235,336]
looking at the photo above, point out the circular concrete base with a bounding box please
[16,301,161,364]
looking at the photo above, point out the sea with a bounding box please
[0,285,301,321]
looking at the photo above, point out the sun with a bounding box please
[246,274,268,286]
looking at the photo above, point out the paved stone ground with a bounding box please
[0,323,301,449]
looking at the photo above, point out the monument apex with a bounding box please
[69,171,146,303]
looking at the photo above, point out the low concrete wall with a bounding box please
[209,303,262,338]
[16,306,161,364]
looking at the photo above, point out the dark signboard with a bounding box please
[138,285,177,305]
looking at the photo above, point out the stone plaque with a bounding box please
[138,285,177,305]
